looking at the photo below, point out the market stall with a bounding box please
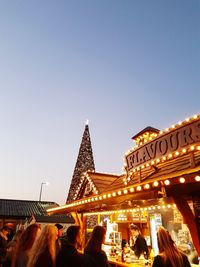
[48,114,200,266]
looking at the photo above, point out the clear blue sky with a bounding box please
[0,1,199,204]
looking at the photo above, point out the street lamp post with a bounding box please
[39,182,49,201]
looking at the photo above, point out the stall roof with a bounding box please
[131,126,160,140]
[48,150,200,215]
[86,171,120,193]
[0,199,58,218]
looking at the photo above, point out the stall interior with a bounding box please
[84,200,198,265]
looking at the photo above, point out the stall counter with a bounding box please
[108,258,199,267]
[108,257,149,267]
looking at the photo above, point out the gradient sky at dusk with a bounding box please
[0,1,199,204]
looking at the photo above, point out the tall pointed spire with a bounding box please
[66,121,95,203]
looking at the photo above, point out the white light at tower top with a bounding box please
[85,119,89,125]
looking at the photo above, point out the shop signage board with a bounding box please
[126,120,200,171]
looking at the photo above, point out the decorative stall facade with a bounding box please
[48,114,200,266]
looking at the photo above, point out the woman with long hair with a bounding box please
[11,224,41,267]
[84,225,110,267]
[152,227,191,267]
[27,225,58,267]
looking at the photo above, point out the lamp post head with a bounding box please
[42,182,49,186]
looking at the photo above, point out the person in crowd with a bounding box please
[129,224,149,259]
[56,225,83,267]
[0,226,11,267]
[4,229,24,267]
[54,224,64,253]
[11,224,41,267]
[54,224,64,239]
[27,225,58,267]
[152,226,191,267]
[84,225,110,267]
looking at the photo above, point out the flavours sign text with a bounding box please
[126,120,200,171]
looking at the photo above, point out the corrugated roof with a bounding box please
[0,199,58,218]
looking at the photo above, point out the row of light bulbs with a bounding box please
[73,171,122,201]
[125,114,199,153]
[47,175,200,214]
[73,172,99,200]
[123,145,200,185]
[84,204,177,216]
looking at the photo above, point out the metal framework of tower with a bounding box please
[66,122,95,203]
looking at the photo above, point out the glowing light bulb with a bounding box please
[164,180,170,185]
[153,181,159,187]
[179,177,185,183]
[195,176,200,182]
[144,184,150,189]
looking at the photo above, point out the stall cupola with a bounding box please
[132,126,160,145]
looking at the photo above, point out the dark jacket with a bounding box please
[131,234,148,258]
[56,239,83,267]
[152,254,191,267]
[84,250,110,267]
[35,248,54,267]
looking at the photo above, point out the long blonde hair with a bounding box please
[27,225,58,267]
[12,224,40,267]
[157,227,184,267]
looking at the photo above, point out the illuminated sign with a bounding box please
[126,120,200,171]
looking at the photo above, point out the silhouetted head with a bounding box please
[66,225,80,245]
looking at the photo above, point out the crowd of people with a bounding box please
[0,224,110,267]
[0,223,192,267]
